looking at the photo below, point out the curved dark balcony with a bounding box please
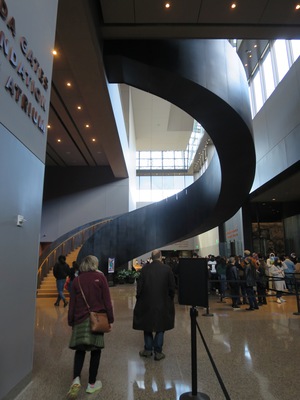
[78,39,256,269]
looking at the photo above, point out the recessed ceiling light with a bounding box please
[47,124,51,129]
[272,198,276,201]
[245,63,248,66]
[231,3,237,9]
[77,106,82,110]
[66,82,71,87]
[85,124,90,128]
[296,4,300,10]
[165,2,171,9]
[57,139,61,142]
[254,44,257,48]
[52,50,57,56]
[92,138,96,142]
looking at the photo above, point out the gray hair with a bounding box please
[79,255,99,272]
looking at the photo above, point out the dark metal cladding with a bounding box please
[78,39,256,269]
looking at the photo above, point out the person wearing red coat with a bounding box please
[67,255,114,399]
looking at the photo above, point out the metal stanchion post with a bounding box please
[180,307,210,400]
[203,280,213,317]
[293,275,300,316]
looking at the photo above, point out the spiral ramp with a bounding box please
[78,39,256,268]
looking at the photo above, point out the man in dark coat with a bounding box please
[53,255,70,307]
[133,249,176,361]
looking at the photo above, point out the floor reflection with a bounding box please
[14,286,300,400]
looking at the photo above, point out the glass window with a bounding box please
[152,176,163,190]
[291,40,300,62]
[248,85,254,118]
[151,158,163,169]
[262,51,275,99]
[151,151,161,159]
[252,69,263,113]
[163,158,174,169]
[174,158,185,169]
[139,176,151,190]
[162,176,174,189]
[163,151,174,159]
[140,151,150,159]
[174,175,185,189]
[139,159,151,169]
[274,40,289,82]
[185,176,194,187]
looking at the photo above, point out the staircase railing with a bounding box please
[37,218,111,289]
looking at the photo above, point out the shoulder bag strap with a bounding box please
[78,277,91,312]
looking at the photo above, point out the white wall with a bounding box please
[251,57,300,192]
[196,227,219,257]
[41,179,131,241]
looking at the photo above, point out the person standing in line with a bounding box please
[244,257,259,310]
[226,256,241,309]
[133,249,176,361]
[53,255,70,307]
[270,258,286,304]
[282,255,295,293]
[67,255,114,399]
[216,256,227,302]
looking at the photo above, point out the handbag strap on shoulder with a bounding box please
[78,277,91,312]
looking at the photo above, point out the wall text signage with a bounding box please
[0,0,50,133]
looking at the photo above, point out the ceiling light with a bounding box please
[52,50,57,56]
[66,82,71,87]
[85,124,90,128]
[296,4,300,10]
[231,3,237,9]
[92,138,96,142]
[57,139,61,142]
[165,2,171,9]
[47,124,51,129]
[77,106,82,110]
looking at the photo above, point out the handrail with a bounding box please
[37,218,112,289]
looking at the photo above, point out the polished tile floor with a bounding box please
[16,285,300,400]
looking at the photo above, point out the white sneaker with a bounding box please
[276,298,282,304]
[86,380,102,394]
[280,298,286,302]
[67,377,81,399]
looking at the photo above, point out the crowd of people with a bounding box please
[207,251,300,309]
[52,249,299,399]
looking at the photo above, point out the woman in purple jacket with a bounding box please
[67,255,114,399]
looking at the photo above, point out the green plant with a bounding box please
[116,269,128,280]
[116,269,140,283]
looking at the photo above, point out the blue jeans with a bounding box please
[144,331,164,353]
[246,286,258,309]
[56,279,66,302]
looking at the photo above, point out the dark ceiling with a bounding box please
[47,0,300,203]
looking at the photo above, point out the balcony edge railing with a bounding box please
[37,218,111,289]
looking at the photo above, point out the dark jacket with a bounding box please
[245,264,257,287]
[68,270,114,327]
[133,260,175,332]
[53,260,70,280]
